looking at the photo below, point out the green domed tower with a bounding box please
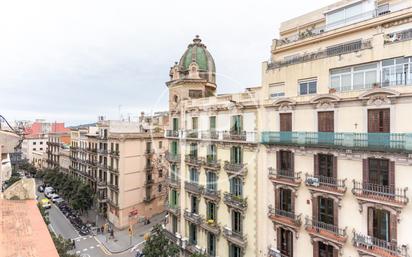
[167,36,217,112]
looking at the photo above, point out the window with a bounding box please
[209,116,216,131]
[190,143,198,158]
[318,111,334,132]
[40,142,43,145]
[232,211,242,233]
[230,177,243,197]
[330,63,378,91]
[207,233,216,257]
[158,169,163,178]
[158,141,162,149]
[279,150,292,172]
[280,188,292,212]
[189,168,199,183]
[299,80,317,95]
[370,208,390,241]
[318,197,334,225]
[191,196,198,213]
[206,172,217,191]
[33,142,36,145]
[146,142,152,152]
[318,154,334,178]
[192,117,198,130]
[158,184,162,192]
[318,241,335,257]
[230,146,242,164]
[231,115,243,134]
[189,223,197,244]
[207,144,217,162]
[368,109,390,133]
[382,57,411,87]
[40,148,43,151]
[33,148,36,151]
[269,82,285,99]
[172,215,178,234]
[325,1,374,31]
[279,228,293,257]
[207,202,216,221]
[171,165,178,180]
[171,141,179,155]
[279,113,292,132]
[172,118,179,131]
[170,190,178,207]
[189,90,203,98]
[369,158,389,186]
[229,244,242,257]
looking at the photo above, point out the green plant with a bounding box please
[142,225,179,257]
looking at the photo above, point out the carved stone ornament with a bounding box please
[367,95,391,106]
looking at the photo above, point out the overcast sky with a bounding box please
[0,0,336,126]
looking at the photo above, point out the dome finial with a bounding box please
[193,35,201,44]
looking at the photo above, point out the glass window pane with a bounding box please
[341,74,352,91]
[330,76,340,89]
[354,63,378,71]
[309,81,317,94]
[365,70,377,88]
[299,83,308,95]
[382,58,394,66]
[353,72,364,89]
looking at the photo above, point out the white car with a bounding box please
[44,187,55,198]
[51,194,62,203]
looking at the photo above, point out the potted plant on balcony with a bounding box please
[207,219,215,225]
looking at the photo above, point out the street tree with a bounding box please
[142,225,180,257]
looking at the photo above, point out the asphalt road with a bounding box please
[35,180,137,257]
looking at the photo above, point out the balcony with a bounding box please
[201,218,221,235]
[201,130,219,140]
[97,180,107,188]
[203,188,221,202]
[385,28,412,44]
[98,149,108,155]
[109,150,119,157]
[352,181,409,208]
[165,203,180,216]
[183,209,202,225]
[202,157,221,171]
[184,181,204,195]
[223,192,247,211]
[108,184,119,192]
[185,154,202,166]
[109,166,119,174]
[163,229,178,244]
[145,178,154,186]
[223,131,247,141]
[305,174,347,196]
[268,247,289,257]
[165,130,180,138]
[224,161,247,176]
[186,130,199,140]
[268,168,301,187]
[166,176,181,189]
[107,198,119,208]
[145,149,154,157]
[268,205,301,229]
[165,152,181,163]
[353,232,408,257]
[261,132,412,153]
[305,217,347,244]
[223,227,247,248]
[143,196,154,203]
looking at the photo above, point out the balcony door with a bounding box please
[318,111,334,144]
[278,227,293,257]
[368,208,390,241]
[279,188,293,213]
[318,197,334,225]
[231,115,243,134]
[280,113,292,142]
[318,242,336,257]
[369,158,389,186]
[172,118,179,131]
[368,108,390,148]
[277,150,294,177]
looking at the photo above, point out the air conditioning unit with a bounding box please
[306,177,320,187]
[270,247,282,257]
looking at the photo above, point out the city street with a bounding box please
[35,181,140,257]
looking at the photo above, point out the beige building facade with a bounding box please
[164,2,412,256]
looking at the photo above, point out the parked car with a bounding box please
[51,194,62,203]
[37,185,44,192]
[44,187,55,198]
[41,198,51,209]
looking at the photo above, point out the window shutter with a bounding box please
[390,213,397,242]
[275,188,280,210]
[314,154,319,176]
[312,196,319,220]
[313,242,319,257]
[382,109,390,133]
[333,248,339,257]
[363,159,369,183]
[277,228,282,250]
[290,152,295,173]
[389,161,395,187]
[291,191,296,213]
[276,151,281,172]
[239,115,243,132]
[287,230,293,256]
[333,201,339,227]
[367,207,374,236]
[333,156,338,179]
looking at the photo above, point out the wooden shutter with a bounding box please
[275,188,280,210]
[333,249,339,257]
[280,113,292,132]
[290,152,295,173]
[333,201,339,227]
[318,111,334,132]
[313,241,319,257]
[390,213,397,242]
[389,161,395,187]
[363,159,369,183]
[368,109,390,133]
[312,196,319,220]
[287,230,293,257]
[314,154,319,176]
[382,109,390,133]
[333,156,338,179]
[367,207,374,236]
[291,191,296,214]
[276,151,281,172]
[277,228,282,250]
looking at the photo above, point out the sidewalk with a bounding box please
[94,212,166,253]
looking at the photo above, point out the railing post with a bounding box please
[405,133,412,151]
[343,132,355,148]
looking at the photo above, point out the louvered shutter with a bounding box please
[333,156,338,179]
[313,241,319,257]
[314,154,319,176]
[277,228,282,250]
[276,151,281,173]
[390,213,397,242]
[290,152,295,173]
[312,196,319,220]
[367,207,374,236]
[363,159,369,183]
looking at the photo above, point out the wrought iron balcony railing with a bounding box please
[305,174,347,194]
[352,181,409,206]
[385,28,412,44]
[268,247,289,257]
[202,157,221,170]
[224,161,247,176]
[97,180,107,188]
[223,192,247,211]
[223,226,247,248]
[268,168,301,186]
[305,217,347,243]
[201,218,221,235]
[166,176,181,188]
[165,203,180,216]
[165,130,180,138]
[186,130,199,139]
[203,188,221,201]
[184,209,202,225]
[262,132,412,153]
[353,232,408,257]
[184,181,204,195]
[268,205,301,228]
[165,152,181,163]
[185,154,202,166]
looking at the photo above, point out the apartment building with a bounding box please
[21,135,48,163]
[164,36,261,257]
[69,116,168,229]
[47,131,70,169]
[260,1,412,257]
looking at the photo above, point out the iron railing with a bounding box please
[268,205,301,227]
[223,226,247,247]
[223,131,247,141]
[184,181,204,195]
[261,132,412,153]
[165,203,180,216]
[385,28,412,44]
[166,176,181,188]
[204,188,221,201]
[202,156,221,170]
[268,168,301,183]
[185,154,202,166]
[223,192,247,210]
[305,174,347,192]
[165,130,180,138]
[224,161,247,176]
[305,217,347,239]
[184,209,202,225]
[353,232,408,257]
[165,152,181,163]
[352,181,409,205]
